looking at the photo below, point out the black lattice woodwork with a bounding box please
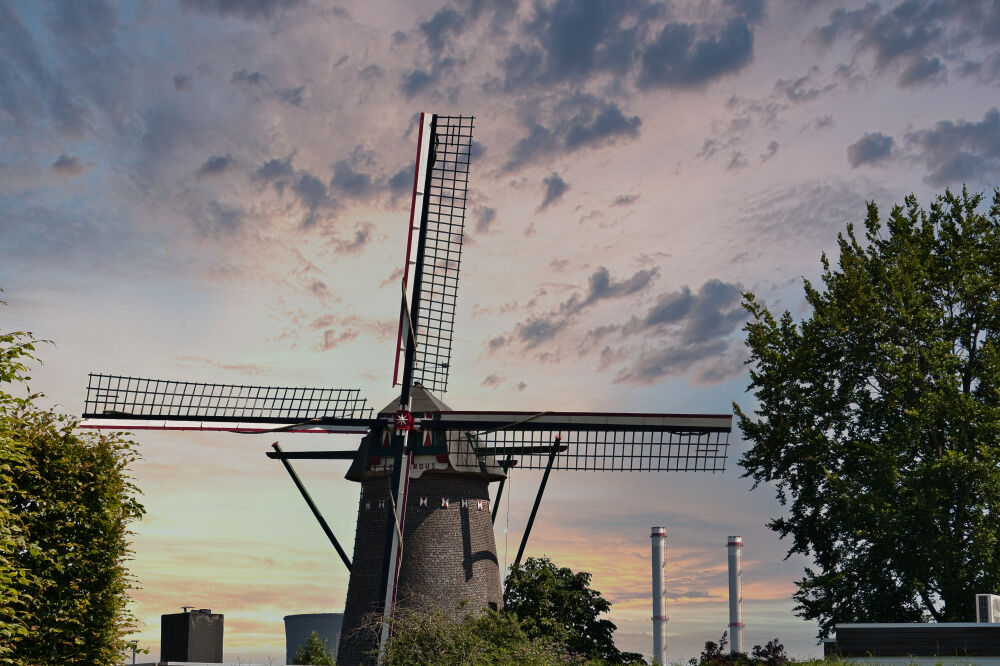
[458,429,728,472]
[409,115,474,393]
[84,374,373,423]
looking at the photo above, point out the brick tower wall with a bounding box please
[336,472,502,666]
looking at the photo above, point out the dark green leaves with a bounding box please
[737,187,1000,637]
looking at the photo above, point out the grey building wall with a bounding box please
[336,471,502,666]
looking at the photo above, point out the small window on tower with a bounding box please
[488,602,498,611]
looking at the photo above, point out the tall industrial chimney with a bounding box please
[651,526,667,665]
[727,536,743,654]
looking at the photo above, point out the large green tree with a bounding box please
[504,557,644,664]
[737,188,1000,637]
[0,312,145,664]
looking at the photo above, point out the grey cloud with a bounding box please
[847,131,894,167]
[51,154,87,177]
[252,155,295,192]
[611,279,747,385]
[179,0,304,20]
[231,69,266,86]
[334,224,373,254]
[359,64,383,80]
[401,70,434,98]
[421,6,466,53]
[563,104,641,151]
[814,115,835,130]
[810,1,1000,88]
[498,0,758,94]
[0,3,88,135]
[811,4,881,48]
[774,67,832,102]
[760,141,779,162]
[481,373,505,388]
[309,281,330,298]
[638,18,754,90]
[538,173,569,211]
[680,279,745,343]
[194,200,244,238]
[274,85,305,107]
[475,207,496,233]
[904,108,1000,186]
[612,193,639,206]
[319,328,359,351]
[329,160,374,199]
[487,336,507,351]
[388,164,414,197]
[616,339,729,385]
[173,74,192,91]
[197,155,234,178]
[516,315,569,347]
[503,1,640,87]
[726,151,748,170]
[293,173,331,211]
[505,97,640,171]
[584,266,657,305]
[512,266,658,347]
[898,56,944,87]
[643,288,695,328]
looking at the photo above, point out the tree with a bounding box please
[293,630,335,665]
[736,188,1000,637]
[0,310,146,664]
[504,556,645,663]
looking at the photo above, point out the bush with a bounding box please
[0,318,145,664]
[690,632,789,666]
[382,608,620,666]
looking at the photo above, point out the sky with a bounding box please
[2,0,1000,662]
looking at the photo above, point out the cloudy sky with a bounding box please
[3,0,1000,661]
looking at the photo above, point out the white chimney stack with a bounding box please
[727,536,744,654]
[651,526,667,665]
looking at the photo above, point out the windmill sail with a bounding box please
[393,114,474,394]
[81,373,375,433]
[419,410,730,472]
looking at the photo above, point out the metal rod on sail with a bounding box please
[270,443,352,572]
[378,111,437,659]
[491,457,515,524]
[507,437,561,593]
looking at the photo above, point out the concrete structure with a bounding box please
[651,526,667,665]
[337,387,505,666]
[727,536,743,654]
[827,623,1000,659]
[284,613,342,664]
[160,609,223,663]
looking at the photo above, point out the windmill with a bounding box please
[81,113,732,665]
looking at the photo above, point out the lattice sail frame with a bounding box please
[394,114,474,393]
[83,374,374,426]
[424,411,731,472]
[461,430,728,472]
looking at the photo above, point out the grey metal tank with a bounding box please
[336,385,505,666]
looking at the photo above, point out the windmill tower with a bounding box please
[81,113,732,666]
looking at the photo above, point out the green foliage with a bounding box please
[737,188,1000,636]
[0,313,145,664]
[691,632,789,666]
[382,608,610,666]
[293,630,336,665]
[504,556,645,664]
